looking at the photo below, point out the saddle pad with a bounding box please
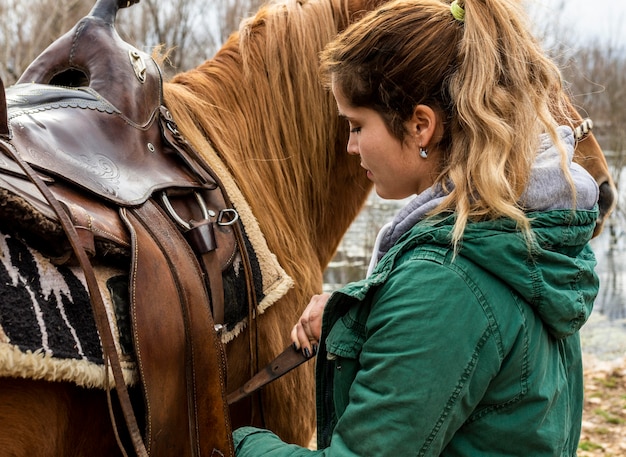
[0,231,136,388]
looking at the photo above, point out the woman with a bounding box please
[234,0,600,455]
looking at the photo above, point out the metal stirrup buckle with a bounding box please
[160,191,239,229]
[217,208,239,226]
[160,191,211,230]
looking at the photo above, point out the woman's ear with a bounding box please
[408,104,440,148]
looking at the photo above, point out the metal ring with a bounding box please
[218,208,239,226]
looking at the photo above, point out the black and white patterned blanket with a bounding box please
[0,231,137,387]
[0,207,293,389]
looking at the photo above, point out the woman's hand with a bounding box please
[291,293,330,357]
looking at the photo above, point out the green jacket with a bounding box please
[234,208,599,456]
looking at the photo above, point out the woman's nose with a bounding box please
[346,137,359,155]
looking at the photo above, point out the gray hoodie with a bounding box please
[370,125,599,272]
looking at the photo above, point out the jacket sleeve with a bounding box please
[233,427,324,456]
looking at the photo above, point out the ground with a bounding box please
[579,355,626,456]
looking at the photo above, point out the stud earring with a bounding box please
[419,146,428,159]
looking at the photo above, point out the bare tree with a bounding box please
[116,0,215,76]
[1,0,624,160]
[0,0,92,84]
[570,40,626,159]
[0,0,267,84]
[115,0,266,77]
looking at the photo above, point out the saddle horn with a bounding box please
[17,0,159,127]
[89,0,141,24]
[0,78,7,138]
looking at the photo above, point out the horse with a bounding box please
[0,0,617,456]
[568,117,617,237]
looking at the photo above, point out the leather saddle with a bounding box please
[0,0,239,456]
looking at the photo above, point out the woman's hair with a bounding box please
[319,0,574,246]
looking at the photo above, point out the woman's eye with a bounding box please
[350,126,361,134]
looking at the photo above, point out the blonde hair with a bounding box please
[320,0,575,247]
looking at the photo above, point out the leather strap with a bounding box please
[160,108,230,327]
[122,201,234,456]
[227,345,311,405]
[235,221,264,423]
[185,219,226,326]
[202,249,226,325]
[208,172,265,422]
[161,113,265,409]
[0,138,148,456]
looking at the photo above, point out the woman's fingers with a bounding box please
[291,293,330,356]
[291,323,314,357]
[299,294,325,341]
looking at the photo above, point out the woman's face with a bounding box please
[333,82,438,199]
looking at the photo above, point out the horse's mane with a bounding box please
[163,0,367,298]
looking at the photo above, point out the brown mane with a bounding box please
[164,0,372,305]
[162,0,379,444]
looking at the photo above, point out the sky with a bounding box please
[528,0,625,43]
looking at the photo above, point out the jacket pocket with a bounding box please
[326,311,366,360]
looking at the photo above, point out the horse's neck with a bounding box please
[217,120,371,270]
[308,140,373,266]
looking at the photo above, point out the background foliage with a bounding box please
[1,0,623,158]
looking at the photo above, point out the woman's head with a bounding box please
[321,0,462,147]
[332,83,443,199]
[320,0,573,245]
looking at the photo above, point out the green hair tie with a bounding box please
[450,0,465,22]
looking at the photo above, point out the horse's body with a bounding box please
[0,0,617,456]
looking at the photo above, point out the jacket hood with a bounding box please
[423,210,598,339]
[371,126,600,339]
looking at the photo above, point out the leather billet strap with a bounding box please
[227,345,312,405]
[159,107,232,328]
[0,137,149,456]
